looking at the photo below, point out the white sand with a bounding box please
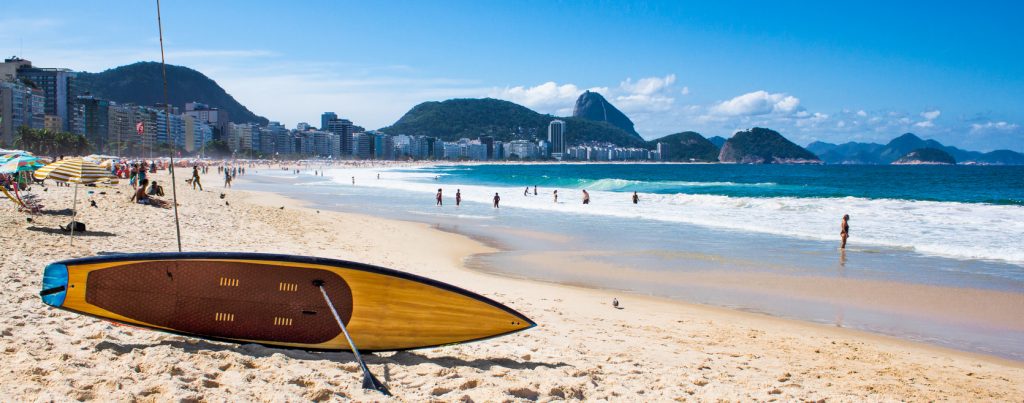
[1,173,1022,401]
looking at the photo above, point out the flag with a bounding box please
[136,121,144,135]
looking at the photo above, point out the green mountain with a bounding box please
[706,136,727,149]
[76,62,268,125]
[975,150,1024,165]
[893,148,956,165]
[572,91,642,140]
[648,131,719,161]
[380,98,647,147]
[718,127,820,164]
[809,133,1023,165]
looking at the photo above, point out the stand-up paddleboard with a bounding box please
[39,252,535,351]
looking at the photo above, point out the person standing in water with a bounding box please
[493,192,500,208]
[351,176,355,186]
[436,188,443,206]
[553,190,558,203]
[840,214,850,249]
[632,191,639,204]
[456,189,462,206]
[533,185,537,195]
[582,189,590,204]
[524,187,529,196]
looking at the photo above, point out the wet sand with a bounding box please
[1,171,1022,401]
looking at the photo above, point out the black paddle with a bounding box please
[313,280,391,396]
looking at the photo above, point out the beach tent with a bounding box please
[33,158,114,244]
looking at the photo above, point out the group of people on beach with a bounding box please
[431,186,646,208]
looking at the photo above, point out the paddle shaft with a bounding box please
[315,281,391,396]
[69,182,77,245]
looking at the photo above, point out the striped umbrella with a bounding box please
[33,158,115,244]
[34,158,113,184]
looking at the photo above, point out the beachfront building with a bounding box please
[320,112,336,131]
[0,80,45,146]
[76,96,111,152]
[493,141,504,160]
[10,58,79,132]
[353,132,373,159]
[373,132,394,160]
[506,140,539,160]
[183,114,214,153]
[325,118,353,156]
[548,119,565,160]
[185,102,229,137]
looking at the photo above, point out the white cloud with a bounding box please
[970,121,1019,133]
[914,120,935,128]
[920,110,941,120]
[488,82,606,116]
[618,74,675,95]
[856,110,867,117]
[709,90,801,116]
[681,86,690,95]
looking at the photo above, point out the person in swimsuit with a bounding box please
[632,191,639,204]
[436,188,443,206]
[582,189,590,204]
[553,190,558,203]
[493,193,500,208]
[456,189,462,206]
[840,214,850,249]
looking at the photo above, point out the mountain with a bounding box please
[877,133,946,163]
[572,91,642,141]
[806,141,842,156]
[76,62,268,125]
[718,127,820,164]
[707,136,727,149]
[893,148,956,165]
[649,131,719,162]
[380,98,647,147]
[817,142,885,164]
[974,150,1024,165]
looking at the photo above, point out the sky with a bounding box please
[1,1,1022,151]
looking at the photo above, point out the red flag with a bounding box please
[136,121,144,135]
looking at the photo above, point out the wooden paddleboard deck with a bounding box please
[40,252,535,351]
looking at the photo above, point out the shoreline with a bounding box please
[237,180,1024,369]
[2,172,1022,401]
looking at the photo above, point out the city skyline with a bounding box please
[1,1,1021,151]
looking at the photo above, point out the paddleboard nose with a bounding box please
[40,263,69,307]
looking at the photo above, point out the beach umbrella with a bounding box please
[33,158,114,244]
[0,155,43,174]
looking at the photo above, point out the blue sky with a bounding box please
[1,1,1022,151]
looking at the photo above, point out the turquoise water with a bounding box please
[430,164,1024,205]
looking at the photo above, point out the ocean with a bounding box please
[238,163,1024,360]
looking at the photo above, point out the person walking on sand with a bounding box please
[456,189,462,206]
[582,189,590,204]
[191,166,203,191]
[493,192,500,208]
[436,188,443,206]
[553,190,558,203]
[224,169,232,188]
[632,191,639,204]
[840,214,850,249]
[533,185,537,195]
